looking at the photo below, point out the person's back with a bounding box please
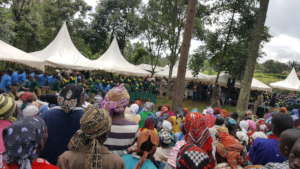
[41,108,83,164]
[0,73,11,92]
[249,113,293,165]
[40,84,85,164]
[104,118,138,155]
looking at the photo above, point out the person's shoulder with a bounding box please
[32,158,60,169]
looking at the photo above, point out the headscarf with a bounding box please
[19,92,36,103]
[239,120,249,132]
[22,104,39,117]
[57,84,85,112]
[3,117,47,169]
[135,129,159,169]
[143,102,154,112]
[162,120,173,131]
[247,120,257,132]
[176,144,211,169]
[184,112,212,152]
[68,106,111,169]
[159,129,176,147]
[216,127,244,169]
[101,84,130,116]
[0,94,16,122]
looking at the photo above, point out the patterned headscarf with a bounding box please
[0,94,16,121]
[159,129,176,147]
[3,117,47,169]
[184,112,212,151]
[68,106,111,169]
[135,129,159,169]
[176,144,211,169]
[57,84,85,112]
[101,84,130,116]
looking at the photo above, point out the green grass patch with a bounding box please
[156,97,236,112]
[254,72,286,84]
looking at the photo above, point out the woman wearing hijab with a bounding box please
[40,84,85,164]
[57,106,124,169]
[176,144,211,169]
[101,85,139,156]
[0,94,16,159]
[122,129,159,169]
[154,129,176,168]
[165,112,215,169]
[2,116,59,169]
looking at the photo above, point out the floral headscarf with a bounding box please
[68,106,111,169]
[3,117,47,169]
[57,84,85,112]
[101,84,130,116]
[159,129,176,147]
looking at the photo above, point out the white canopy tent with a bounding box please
[270,68,300,91]
[155,62,211,82]
[31,23,95,70]
[208,73,272,92]
[92,37,150,76]
[0,40,45,71]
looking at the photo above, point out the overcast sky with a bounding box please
[84,0,300,63]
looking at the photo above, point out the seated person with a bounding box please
[249,113,294,165]
[2,117,59,169]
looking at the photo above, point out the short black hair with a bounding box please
[272,113,294,136]
[231,112,239,121]
[215,116,225,126]
[256,106,268,118]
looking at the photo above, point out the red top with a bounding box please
[2,158,60,169]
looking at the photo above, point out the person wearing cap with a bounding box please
[2,116,59,169]
[57,106,124,169]
[0,94,16,158]
[40,84,85,164]
[101,85,139,156]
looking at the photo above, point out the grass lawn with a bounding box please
[156,97,236,112]
[254,72,285,84]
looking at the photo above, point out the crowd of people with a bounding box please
[0,78,299,169]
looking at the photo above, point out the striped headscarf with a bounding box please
[68,106,111,169]
[0,94,16,121]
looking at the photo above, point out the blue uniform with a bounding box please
[0,74,12,92]
[11,72,19,85]
[38,74,47,86]
[18,72,27,83]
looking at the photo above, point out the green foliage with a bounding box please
[261,60,289,74]
[90,0,141,53]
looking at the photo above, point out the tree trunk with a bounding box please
[171,0,197,111]
[211,71,221,107]
[236,0,270,113]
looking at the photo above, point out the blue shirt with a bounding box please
[11,72,19,85]
[18,72,27,83]
[122,154,157,169]
[38,74,47,86]
[40,107,84,164]
[30,72,35,78]
[249,138,286,165]
[47,75,55,85]
[0,74,12,91]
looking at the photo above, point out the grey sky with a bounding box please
[84,0,300,63]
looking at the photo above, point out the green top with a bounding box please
[138,111,154,128]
